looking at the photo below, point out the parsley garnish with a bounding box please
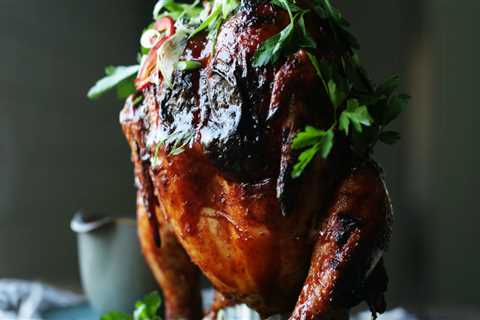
[378,130,401,145]
[87,65,140,100]
[153,0,203,21]
[271,0,303,13]
[176,60,202,71]
[152,130,195,167]
[189,0,239,38]
[101,292,162,320]
[285,0,408,178]
[87,0,408,178]
[253,0,315,67]
[291,127,334,178]
[89,0,242,159]
[338,99,373,135]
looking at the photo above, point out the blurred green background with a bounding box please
[0,0,478,311]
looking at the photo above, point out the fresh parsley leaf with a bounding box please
[154,0,180,18]
[100,292,162,320]
[133,292,162,320]
[153,129,195,159]
[291,128,334,178]
[189,5,222,38]
[176,60,202,71]
[336,25,359,49]
[153,0,202,20]
[343,54,372,93]
[101,312,132,320]
[271,0,303,13]
[292,126,328,150]
[311,0,328,19]
[222,0,239,19]
[190,0,239,40]
[311,0,358,49]
[376,74,400,97]
[306,53,332,93]
[296,14,317,49]
[319,129,334,158]
[379,130,401,145]
[105,66,116,76]
[307,53,349,109]
[327,79,347,109]
[339,99,373,135]
[132,95,144,106]
[382,94,409,125]
[252,19,295,67]
[292,143,320,179]
[321,0,346,26]
[253,0,315,67]
[116,78,137,99]
[338,112,349,134]
[87,65,140,100]
[209,17,223,55]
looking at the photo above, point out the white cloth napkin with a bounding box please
[0,279,84,320]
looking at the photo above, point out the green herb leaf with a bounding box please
[133,292,162,320]
[376,74,400,97]
[176,60,202,71]
[306,53,331,93]
[253,0,316,67]
[189,0,239,40]
[153,0,203,20]
[296,14,317,49]
[271,0,303,13]
[116,78,137,99]
[319,129,334,158]
[222,0,239,19]
[87,65,140,100]
[101,312,133,320]
[154,0,182,18]
[153,129,195,160]
[311,0,328,19]
[321,0,345,26]
[382,94,409,125]
[189,5,222,38]
[307,53,352,114]
[252,19,295,67]
[339,99,373,135]
[379,130,401,145]
[132,95,144,106]
[292,126,328,150]
[209,17,223,54]
[291,128,334,178]
[100,292,163,320]
[327,79,347,109]
[292,143,320,179]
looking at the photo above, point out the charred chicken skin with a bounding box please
[115,1,398,319]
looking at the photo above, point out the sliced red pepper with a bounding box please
[135,16,176,90]
[155,16,175,37]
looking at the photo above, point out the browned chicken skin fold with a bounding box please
[120,1,393,319]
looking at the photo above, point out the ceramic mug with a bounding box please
[71,211,158,314]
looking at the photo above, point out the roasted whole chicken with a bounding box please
[89,0,407,319]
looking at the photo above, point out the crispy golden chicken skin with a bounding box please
[120,1,392,319]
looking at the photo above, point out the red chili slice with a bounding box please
[155,16,175,37]
[135,16,176,90]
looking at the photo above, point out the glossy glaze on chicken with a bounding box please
[119,1,394,319]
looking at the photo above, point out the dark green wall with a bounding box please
[0,0,149,286]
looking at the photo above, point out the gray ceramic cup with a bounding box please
[71,212,158,314]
